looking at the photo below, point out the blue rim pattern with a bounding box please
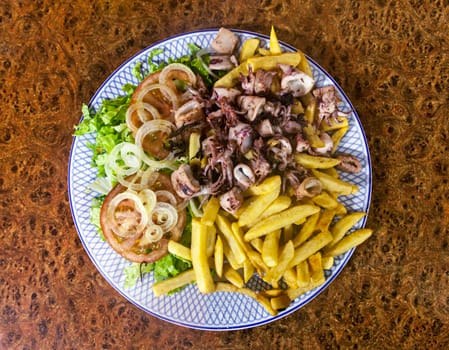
[68,29,372,331]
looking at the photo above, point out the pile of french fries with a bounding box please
[151,28,373,316]
[153,170,372,315]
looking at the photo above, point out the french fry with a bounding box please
[270,293,291,311]
[331,126,349,154]
[321,167,340,178]
[323,228,373,257]
[239,38,260,62]
[216,213,247,265]
[293,211,320,247]
[322,255,334,270]
[243,260,255,283]
[244,175,282,196]
[269,26,282,54]
[223,265,244,288]
[282,223,294,243]
[214,52,301,88]
[247,52,301,72]
[258,195,292,222]
[327,212,366,248]
[191,218,215,293]
[283,267,298,289]
[311,169,358,195]
[308,252,325,285]
[297,50,313,77]
[221,234,243,270]
[188,132,201,160]
[264,240,295,285]
[288,230,333,268]
[262,289,284,297]
[168,240,191,261]
[214,235,224,278]
[287,276,323,301]
[215,282,277,316]
[296,260,310,288]
[303,124,324,147]
[152,269,196,297]
[206,224,217,257]
[312,191,340,209]
[244,204,320,241]
[294,153,341,169]
[246,248,269,275]
[262,229,281,267]
[238,181,280,227]
[320,116,349,132]
[201,196,220,226]
[213,61,249,87]
[315,209,336,233]
[250,238,264,253]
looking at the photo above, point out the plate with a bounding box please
[68,29,372,330]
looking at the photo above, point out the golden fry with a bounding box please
[327,212,366,248]
[244,175,282,196]
[315,209,336,233]
[191,218,215,293]
[324,228,373,257]
[216,213,247,265]
[243,260,255,283]
[239,38,260,62]
[288,230,333,268]
[308,252,325,285]
[168,240,191,261]
[201,196,221,226]
[262,229,281,267]
[311,169,358,195]
[238,183,280,227]
[152,269,196,297]
[269,26,282,54]
[264,240,295,285]
[244,204,320,241]
[293,212,320,247]
[296,260,310,288]
[223,265,244,288]
[331,126,349,154]
[311,191,340,209]
[294,153,341,169]
[270,293,291,310]
[214,235,224,278]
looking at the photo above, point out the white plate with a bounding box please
[68,29,372,330]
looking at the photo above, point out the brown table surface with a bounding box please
[1,0,448,349]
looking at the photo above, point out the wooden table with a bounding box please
[1,1,448,348]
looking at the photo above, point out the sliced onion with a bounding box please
[134,119,175,150]
[135,119,178,170]
[155,190,178,206]
[106,190,149,238]
[150,202,178,233]
[159,63,197,90]
[139,225,164,246]
[126,102,161,132]
[117,168,158,191]
[107,142,144,179]
[138,188,157,216]
[134,83,179,117]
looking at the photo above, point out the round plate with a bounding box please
[68,29,372,330]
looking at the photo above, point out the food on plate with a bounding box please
[75,27,373,316]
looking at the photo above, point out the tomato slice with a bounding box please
[100,172,186,263]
